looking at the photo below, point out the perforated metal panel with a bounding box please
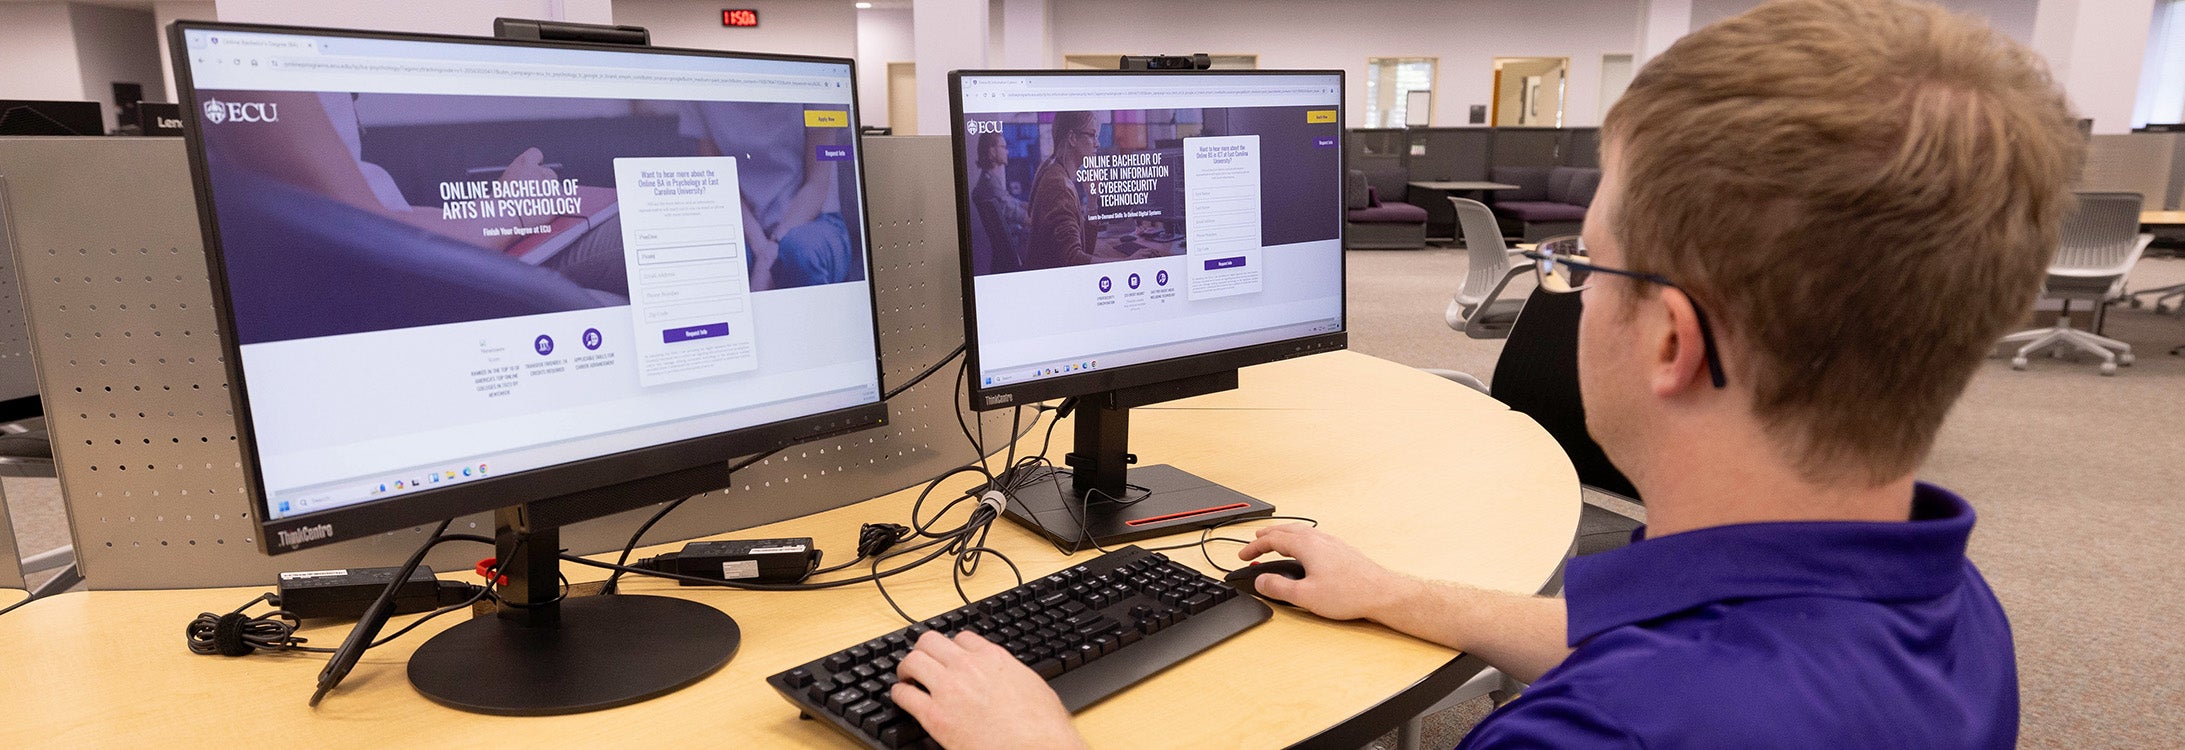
[0,135,1011,589]
[2083,133,2176,207]
[0,196,36,404]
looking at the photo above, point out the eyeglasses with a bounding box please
[1521,235,1728,389]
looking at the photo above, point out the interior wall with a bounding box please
[215,0,612,35]
[614,0,856,59]
[69,3,164,132]
[0,4,86,103]
[1049,0,1644,128]
[857,8,914,128]
[1691,0,2039,43]
[154,1,218,103]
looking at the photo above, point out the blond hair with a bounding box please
[1602,0,2084,484]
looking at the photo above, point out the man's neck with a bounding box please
[1630,420,1919,538]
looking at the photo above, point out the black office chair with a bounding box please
[1489,285,1643,556]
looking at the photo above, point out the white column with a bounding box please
[2033,0,2156,134]
[212,0,611,35]
[998,0,1051,69]
[1634,0,1694,67]
[913,0,989,137]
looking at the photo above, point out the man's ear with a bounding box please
[1649,287,1715,397]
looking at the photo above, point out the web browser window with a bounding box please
[955,73,1344,390]
[179,28,880,521]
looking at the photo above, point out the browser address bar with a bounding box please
[270,55,842,90]
[983,87,1333,99]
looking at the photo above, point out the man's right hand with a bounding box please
[1236,524,1415,622]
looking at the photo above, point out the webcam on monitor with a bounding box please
[1119,53,1212,71]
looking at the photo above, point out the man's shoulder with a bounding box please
[1503,580,2015,749]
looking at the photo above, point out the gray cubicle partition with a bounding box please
[1490,127,1563,168]
[0,135,1016,589]
[1560,128,1600,169]
[0,491,22,590]
[2085,133,2185,210]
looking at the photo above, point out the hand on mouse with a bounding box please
[1236,523,1412,622]
[892,630,1088,750]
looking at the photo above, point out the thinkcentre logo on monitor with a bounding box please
[277,523,334,548]
[201,98,279,124]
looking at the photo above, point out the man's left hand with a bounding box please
[892,630,1087,750]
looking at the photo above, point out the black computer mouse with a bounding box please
[1225,559,1308,606]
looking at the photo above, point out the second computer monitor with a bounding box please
[949,70,1347,546]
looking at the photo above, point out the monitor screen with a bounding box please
[951,71,1346,408]
[174,24,884,552]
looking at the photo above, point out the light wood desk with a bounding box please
[0,589,24,611]
[2141,210,2185,226]
[0,352,1580,748]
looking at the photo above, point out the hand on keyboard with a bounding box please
[892,631,1088,750]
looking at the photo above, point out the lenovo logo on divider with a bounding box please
[277,523,334,548]
[201,98,280,124]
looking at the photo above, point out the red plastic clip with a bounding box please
[474,558,508,586]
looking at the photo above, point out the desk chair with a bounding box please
[1998,192,2153,375]
[1443,198,1530,338]
[1406,284,1643,749]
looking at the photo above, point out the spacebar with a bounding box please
[1048,595,1275,712]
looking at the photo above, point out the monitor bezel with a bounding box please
[169,20,890,555]
[947,68,1349,411]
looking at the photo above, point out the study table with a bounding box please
[0,589,23,611]
[0,352,1581,748]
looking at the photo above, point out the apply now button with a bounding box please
[805,110,849,127]
[1203,256,1249,270]
[662,322,729,343]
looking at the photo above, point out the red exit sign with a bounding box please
[722,9,759,27]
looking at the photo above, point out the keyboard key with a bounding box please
[878,721,924,748]
[1031,658,1064,678]
[827,688,865,713]
[1183,593,1217,614]
[845,699,883,722]
[784,668,813,688]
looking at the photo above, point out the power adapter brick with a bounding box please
[274,566,480,619]
[638,538,821,585]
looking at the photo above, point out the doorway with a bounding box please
[1491,57,1569,127]
[887,62,917,135]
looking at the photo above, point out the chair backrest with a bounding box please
[1490,285,1640,501]
[2052,192,2143,272]
[1452,197,1511,304]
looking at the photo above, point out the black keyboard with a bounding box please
[767,546,1273,748]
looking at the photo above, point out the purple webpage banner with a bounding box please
[663,322,730,343]
[1204,256,1248,270]
[816,145,853,161]
[1314,136,1338,148]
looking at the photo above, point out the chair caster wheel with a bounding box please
[2119,353,2135,366]
[2010,357,2028,370]
[2130,298,2144,308]
[2100,362,2117,376]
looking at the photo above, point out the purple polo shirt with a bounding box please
[1457,483,2015,749]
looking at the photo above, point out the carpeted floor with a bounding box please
[6,248,2180,749]
[1349,247,2185,750]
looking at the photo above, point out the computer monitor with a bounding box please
[949,70,1346,547]
[171,21,884,713]
[0,100,104,136]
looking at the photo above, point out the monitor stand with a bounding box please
[406,506,740,715]
[997,370,1274,550]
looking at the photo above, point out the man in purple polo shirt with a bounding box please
[885,0,2084,746]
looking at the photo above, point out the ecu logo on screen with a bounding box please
[201,98,280,124]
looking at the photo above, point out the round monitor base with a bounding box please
[408,594,739,715]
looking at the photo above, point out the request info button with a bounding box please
[662,322,730,343]
[1203,256,1249,270]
